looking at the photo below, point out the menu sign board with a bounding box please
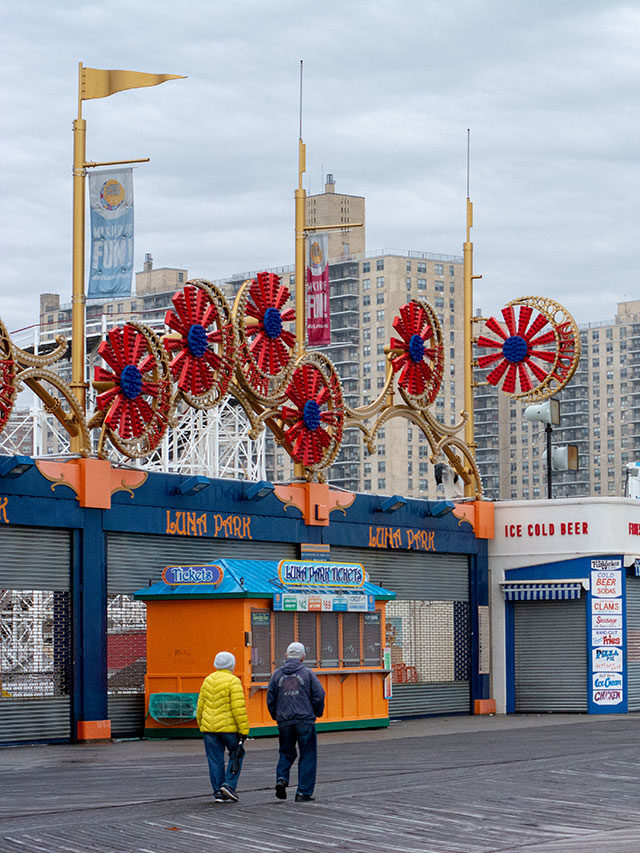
[588,558,627,713]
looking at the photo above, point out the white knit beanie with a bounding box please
[214,651,236,670]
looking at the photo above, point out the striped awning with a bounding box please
[501,581,584,601]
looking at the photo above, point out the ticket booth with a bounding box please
[134,557,395,737]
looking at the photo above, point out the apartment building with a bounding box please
[474,299,640,501]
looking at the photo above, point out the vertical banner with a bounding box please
[88,168,134,298]
[306,232,330,345]
[588,557,627,713]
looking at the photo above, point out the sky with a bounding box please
[2,0,639,339]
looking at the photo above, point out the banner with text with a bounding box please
[88,168,134,298]
[306,232,330,345]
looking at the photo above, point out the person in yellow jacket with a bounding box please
[196,651,249,802]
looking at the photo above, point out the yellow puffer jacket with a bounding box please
[196,668,249,735]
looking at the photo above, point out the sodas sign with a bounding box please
[591,571,622,598]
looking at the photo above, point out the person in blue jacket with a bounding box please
[266,641,325,802]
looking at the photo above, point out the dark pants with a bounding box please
[203,732,244,794]
[276,721,317,797]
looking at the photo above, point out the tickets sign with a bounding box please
[162,564,224,586]
[278,560,365,588]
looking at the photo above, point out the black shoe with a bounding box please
[295,793,314,802]
[275,778,287,800]
[219,784,239,802]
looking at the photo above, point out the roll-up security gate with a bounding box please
[106,532,297,735]
[626,575,640,712]
[0,525,72,744]
[513,597,587,712]
[329,546,470,717]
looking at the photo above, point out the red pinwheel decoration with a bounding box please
[476,302,563,398]
[163,280,235,407]
[389,301,444,404]
[0,320,16,434]
[236,272,296,398]
[94,323,172,454]
[278,355,343,468]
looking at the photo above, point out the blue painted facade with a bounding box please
[504,555,628,714]
[0,455,490,740]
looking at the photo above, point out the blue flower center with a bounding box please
[120,364,142,399]
[263,307,283,339]
[187,323,208,358]
[302,399,321,431]
[408,334,425,363]
[502,335,528,364]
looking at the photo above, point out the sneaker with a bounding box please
[213,791,225,803]
[275,778,287,800]
[220,784,239,802]
[295,793,315,802]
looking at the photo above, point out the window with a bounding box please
[250,610,271,681]
[434,280,444,292]
[363,278,371,290]
[178,272,184,283]
[434,264,444,275]
[376,259,384,271]
[449,265,455,276]
[363,294,370,306]
[406,261,412,272]
[377,327,385,338]
[363,312,370,324]
[376,276,385,288]
[378,478,385,489]
[378,460,386,473]
[417,262,426,273]
[377,343,385,355]
[377,310,385,321]
[363,345,371,357]
[363,328,370,340]
[406,278,412,290]
[377,293,385,304]
[362,262,370,273]
[320,613,339,666]
[376,360,385,373]
[417,278,426,290]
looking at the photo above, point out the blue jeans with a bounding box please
[203,732,244,794]
[276,722,317,797]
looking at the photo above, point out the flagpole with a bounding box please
[70,61,87,451]
[463,129,481,496]
[294,60,306,354]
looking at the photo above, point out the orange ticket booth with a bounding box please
[134,558,395,737]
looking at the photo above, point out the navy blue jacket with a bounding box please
[266,659,325,724]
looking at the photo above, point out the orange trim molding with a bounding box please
[77,719,111,740]
[273,482,355,527]
[474,699,496,715]
[452,500,494,539]
[36,458,147,509]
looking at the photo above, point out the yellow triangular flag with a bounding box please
[81,67,186,100]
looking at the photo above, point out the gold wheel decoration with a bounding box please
[272,352,344,482]
[92,323,173,459]
[163,279,236,410]
[233,272,297,402]
[476,295,580,403]
[0,318,16,434]
[389,299,445,407]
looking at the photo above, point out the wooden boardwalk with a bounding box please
[1,714,640,851]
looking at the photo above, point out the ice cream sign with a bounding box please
[589,558,626,713]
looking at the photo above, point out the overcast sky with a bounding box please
[2,1,639,338]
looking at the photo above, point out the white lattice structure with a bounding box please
[2,322,266,480]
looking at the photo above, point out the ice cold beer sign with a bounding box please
[590,558,625,711]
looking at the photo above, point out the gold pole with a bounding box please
[293,62,306,479]
[70,61,87,452]
[463,195,482,496]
